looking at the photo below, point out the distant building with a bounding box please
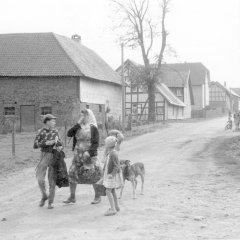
[159,67,194,119]
[163,63,210,114]
[209,81,234,112]
[0,32,122,133]
[230,88,240,112]
[116,59,186,122]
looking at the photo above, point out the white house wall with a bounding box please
[205,73,210,107]
[183,86,192,118]
[202,84,205,109]
[167,104,184,120]
[79,78,122,119]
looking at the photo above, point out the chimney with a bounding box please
[224,81,227,88]
[71,34,81,44]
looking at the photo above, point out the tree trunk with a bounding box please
[148,81,155,122]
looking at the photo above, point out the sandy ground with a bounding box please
[0,117,240,240]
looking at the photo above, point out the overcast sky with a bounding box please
[1,0,240,87]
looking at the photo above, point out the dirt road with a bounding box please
[1,117,240,240]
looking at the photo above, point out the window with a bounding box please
[137,104,142,114]
[176,89,182,97]
[86,105,89,109]
[4,107,15,116]
[131,85,138,92]
[99,105,102,113]
[156,107,164,114]
[41,107,52,115]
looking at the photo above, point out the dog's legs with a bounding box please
[140,174,144,195]
[135,179,138,189]
[132,180,136,199]
[119,179,125,199]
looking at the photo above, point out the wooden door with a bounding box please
[20,105,35,132]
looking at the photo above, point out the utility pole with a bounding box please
[121,43,125,132]
[12,117,16,159]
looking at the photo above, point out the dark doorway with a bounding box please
[20,105,35,132]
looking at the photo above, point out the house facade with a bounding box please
[164,63,210,115]
[210,82,236,113]
[159,68,194,119]
[0,33,122,133]
[230,88,240,112]
[117,60,186,123]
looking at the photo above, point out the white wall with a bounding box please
[183,86,192,118]
[79,78,122,120]
[205,73,210,107]
[167,104,184,120]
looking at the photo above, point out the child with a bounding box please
[108,129,124,151]
[102,136,122,216]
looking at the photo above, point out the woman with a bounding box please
[63,108,102,204]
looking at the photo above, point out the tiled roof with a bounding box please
[156,83,186,107]
[0,33,79,76]
[55,34,121,85]
[119,59,208,86]
[159,69,190,88]
[163,63,209,86]
[0,32,121,85]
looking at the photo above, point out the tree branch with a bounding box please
[157,0,170,71]
[146,19,154,58]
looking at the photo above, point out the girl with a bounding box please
[103,136,122,216]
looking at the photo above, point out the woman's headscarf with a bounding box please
[86,109,98,128]
[79,108,98,128]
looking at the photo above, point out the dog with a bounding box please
[119,160,145,199]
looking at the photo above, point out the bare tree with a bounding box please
[112,0,170,121]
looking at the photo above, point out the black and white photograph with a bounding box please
[0,0,240,239]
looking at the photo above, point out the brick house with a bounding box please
[0,33,122,133]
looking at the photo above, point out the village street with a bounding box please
[1,117,240,240]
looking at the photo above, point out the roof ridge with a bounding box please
[52,33,82,76]
[0,32,55,36]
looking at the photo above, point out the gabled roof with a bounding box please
[210,81,232,96]
[162,62,210,86]
[156,83,186,107]
[0,32,121,85]
[117,59,209,86]
[159,69,190,88]
[159,69,194,105]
